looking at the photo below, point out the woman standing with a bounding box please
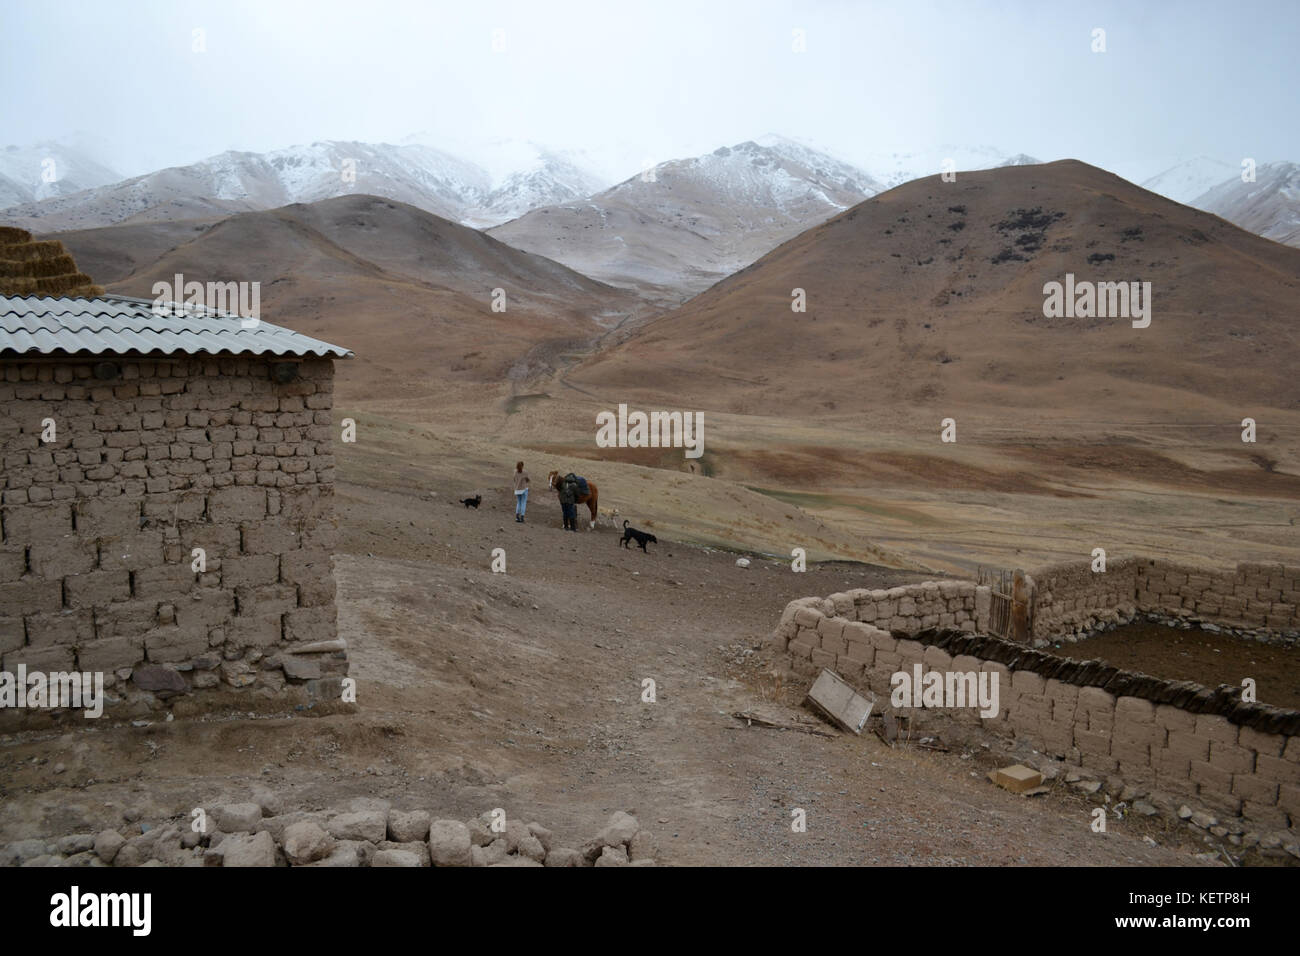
[512,461,530,522]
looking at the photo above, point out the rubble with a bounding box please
[3,805,659,868]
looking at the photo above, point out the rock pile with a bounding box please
[0,799,657,868]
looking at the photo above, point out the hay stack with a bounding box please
[0,227,103,298]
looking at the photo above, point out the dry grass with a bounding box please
[0,240,64,262]
[0,254,77,279]
[0,236,102,298]
[32,272,96,295]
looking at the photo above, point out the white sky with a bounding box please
[2,0,1297,181]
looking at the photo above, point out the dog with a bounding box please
[620,519,656,553]
[460,495,482,509]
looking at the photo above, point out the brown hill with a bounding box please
[49,195,639,407]
[567,160,1300,425]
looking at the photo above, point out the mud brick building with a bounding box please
[0,294,352,725]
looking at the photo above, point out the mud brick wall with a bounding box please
[780,582,984,656]
[1030,557,1142,640]
[1032,557,1299,641]
[0,356,347,724]
[1136,560,1300,633]
[770,595,1300,829]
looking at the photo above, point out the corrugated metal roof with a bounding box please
[0,294,353,358]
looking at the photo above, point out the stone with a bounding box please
[327,810,387,843]
[131,664,188,693]
[282,820,334,865]
[220,830,277,867]
[290,639,346,654]
[249,785,285,817]
[471,839,508,867]
[213,802,263,833]
[504,819,531,853]
[1177,805,1194,819]
[113,844,144,867]
[388,809,431,843]
[490,857,544,867]
[526,822,553,852]
[304,841,365,868]
[377,841,430,865]
[1132,800,1159,817]
[1,839,50,866]
[544,847,583,867]
[282,657,322,681]
[630,859,657,867]
[427,819,472,867]
[516,834,547,863]
[373,849,423,867]
[55,833,95,856]
[628,829,658,862]
[1190,811,1218,829]
[595,811,640,848]
[466,817,495,847]
[594,845,630,867]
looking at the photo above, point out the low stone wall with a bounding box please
[0,799,657,868]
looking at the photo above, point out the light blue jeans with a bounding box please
[515,488,528,516]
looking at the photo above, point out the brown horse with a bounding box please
[547,470,599,529]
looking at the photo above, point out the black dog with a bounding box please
[460,495,482,509]
[620,519,656,552]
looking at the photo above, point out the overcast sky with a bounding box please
[2,0,1297,182]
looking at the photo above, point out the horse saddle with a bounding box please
[564,473,589,495]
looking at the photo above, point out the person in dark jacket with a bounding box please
[557,475,578,531]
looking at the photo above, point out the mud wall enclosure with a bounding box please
[1032,557,1300,643]
[0,355,347,726]
[770,557,1300,831]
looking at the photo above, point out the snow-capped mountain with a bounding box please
[462,145,609,227]
[854,146,1041,190]
[0,139,609,233]
[997,153,1043,168]
[0,142,122,209]
[488,137,883,300]
[1192,162,1300,248]
[1140,156,1239,205]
